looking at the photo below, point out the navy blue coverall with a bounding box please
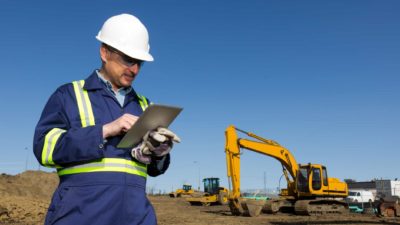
[33,71,169,225]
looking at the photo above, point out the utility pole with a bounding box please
[193,161,201,191]
[24,147,29,171]
[198,166,201,191]
[263,171,267,194]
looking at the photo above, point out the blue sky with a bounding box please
[0,1,399,193]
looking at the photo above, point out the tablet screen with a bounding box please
[117,104,183,148]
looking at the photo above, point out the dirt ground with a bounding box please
[153,196,400,225]
[1,171,399,225]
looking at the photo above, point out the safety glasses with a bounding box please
[106,45,144,68]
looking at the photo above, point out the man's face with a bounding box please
[100,45,144,90]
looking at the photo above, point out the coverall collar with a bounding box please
[83,70,142,104]
[83,71,104,91]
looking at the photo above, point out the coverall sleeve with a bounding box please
[33,87,105,167]
[147,154,170,177]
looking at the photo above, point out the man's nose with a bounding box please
[127,63,140,74]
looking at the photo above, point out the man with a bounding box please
[33,14,179,225]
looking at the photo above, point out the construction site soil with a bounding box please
[1,171,399,225]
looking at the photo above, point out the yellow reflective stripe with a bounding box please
[137,94,149,111]
[57,158,147,177]
[41,128,66,167]
[72,80,95,127]
[141,95,148,108]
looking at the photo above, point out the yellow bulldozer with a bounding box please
[225,125,348,216]
[169,184,194,198]
[186,177,229,206]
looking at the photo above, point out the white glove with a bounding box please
[131,144,152,164]
[131,127,180,164]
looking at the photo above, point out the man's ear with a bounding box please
[100,45,109,63]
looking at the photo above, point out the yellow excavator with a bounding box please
[186,177,229,206]
[169,184,194,198]
[225,125,348,216]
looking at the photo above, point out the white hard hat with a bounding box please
[96,14,154,61]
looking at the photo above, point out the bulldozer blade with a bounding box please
[169,193,177,198]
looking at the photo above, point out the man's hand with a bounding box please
[150,127,181,144]
[102,114,139,139]
[142,127,180,156]
[131,127,180,164]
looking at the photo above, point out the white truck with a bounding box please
[346,190,375,203]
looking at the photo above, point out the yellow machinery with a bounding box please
[169,184,194,198]
[225,125,348,216]
[186,177,229,206]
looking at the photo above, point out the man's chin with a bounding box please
[121,82,133,88]
[123,77,135,84]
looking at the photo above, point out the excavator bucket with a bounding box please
[228,198,245,216]
[240,199,266,217]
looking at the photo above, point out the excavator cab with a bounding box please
[296,164,333,196]
[203,177,220,195]
[296,167,309,193]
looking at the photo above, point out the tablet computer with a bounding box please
[117,104,183,148]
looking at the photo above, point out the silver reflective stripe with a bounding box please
[77,81,91,126]
[72,80,95,127]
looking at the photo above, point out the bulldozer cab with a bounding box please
[203,177,220,195]
[183,184,192,192]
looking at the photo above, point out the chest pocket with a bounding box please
[72,80,149,127]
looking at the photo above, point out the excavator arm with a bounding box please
[225,125,300,214]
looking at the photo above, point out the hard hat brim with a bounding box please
[96,36,154,62]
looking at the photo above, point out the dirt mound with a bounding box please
[0,170,58,225]
[0,170,58,199]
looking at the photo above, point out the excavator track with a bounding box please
[263,200,279,214]
[263,199,295,214]
[294,199,348,215]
